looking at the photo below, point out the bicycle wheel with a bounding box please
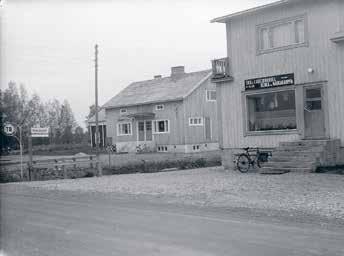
[236,154,250,173]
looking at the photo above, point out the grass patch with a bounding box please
[0,153,222,183]
[0,167,97,183]
[104,156,221,175]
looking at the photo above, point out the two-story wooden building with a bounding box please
[211,0,344,171]
[102,66,219,153]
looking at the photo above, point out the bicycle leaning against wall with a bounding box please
[234,147,271,173]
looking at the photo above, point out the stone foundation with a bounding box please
[338,147,344,165]
[221,139,343,172]
[116,142,219,154]
[319,139,341,166]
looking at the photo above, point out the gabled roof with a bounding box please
[87,108,106,124]
[103,70,212,109]
[211,0,304,23]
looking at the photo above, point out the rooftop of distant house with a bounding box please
[102,66,211,109]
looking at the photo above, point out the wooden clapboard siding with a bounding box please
[216,84,224,149]
[152,101,185,145]
[105,107,136,143]
[183,77,218,144]
[105,100,185,145]
[219,0,344,148]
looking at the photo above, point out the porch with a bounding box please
[117,112,156,153]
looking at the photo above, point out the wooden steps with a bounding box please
[259,139,340,174]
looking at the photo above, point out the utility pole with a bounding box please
[18,126,23,180]
[94,44,102,176]
[28,135,33,180]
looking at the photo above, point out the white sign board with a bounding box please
[4,123,16,136]
[31,127,49,137]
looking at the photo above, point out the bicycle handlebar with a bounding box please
[242,147,259,151]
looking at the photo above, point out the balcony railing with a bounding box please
[211,57,233,82]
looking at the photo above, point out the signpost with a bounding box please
[2,124,50,181]
[31,127,49,137]
[3,123,23,179]
[4,123,16,136]
[28,127,50,180]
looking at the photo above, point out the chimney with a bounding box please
[154,75,162,79]
[171,66,185,78]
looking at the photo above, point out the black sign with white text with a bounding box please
[245,73,295,90]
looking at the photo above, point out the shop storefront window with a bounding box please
[247,90,297,132]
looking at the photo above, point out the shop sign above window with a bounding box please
[245,73,294,91]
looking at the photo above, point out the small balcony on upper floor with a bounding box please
[211,57,233,83]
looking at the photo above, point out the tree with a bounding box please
[86,104,96,120]
[58,100,77,144]
[73,126,85,144]
[1,82,81,147]
[45,99,62,143]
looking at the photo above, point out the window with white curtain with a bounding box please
[258,15,307,54]
[153,120,169,133]
[117,122,132,136]
[295,19,305,43]
[271,22,294,48]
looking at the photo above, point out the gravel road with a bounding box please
[18,167,344,220]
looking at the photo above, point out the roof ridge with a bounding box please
[102,69,212,109]
[130,68,212,85]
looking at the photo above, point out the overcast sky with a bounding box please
[1,0,276,128]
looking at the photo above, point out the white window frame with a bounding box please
[157,145,168,152]
[192,145,201,151]
[153,119,170,134]
[117,122,132,136]
[189,117,204,126]
[256,14,308,55]
[155,104,164,111]
[206,90,216,102]
[120,108,127,114]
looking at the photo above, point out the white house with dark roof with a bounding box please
[102,66,219,153]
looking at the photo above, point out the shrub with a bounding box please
[315,165,344,174]
[84,170,95,178]
[194,158,206,168]
[0,173,22,183]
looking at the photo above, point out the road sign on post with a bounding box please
[28,127,49,180]
[31,127,49,137]
[4,123,16,136]
[3,123,24,180]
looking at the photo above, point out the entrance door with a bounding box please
[145,121,152,141]
[138,121,145,141]
[304,86,325,139]
[137,121,152,141]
